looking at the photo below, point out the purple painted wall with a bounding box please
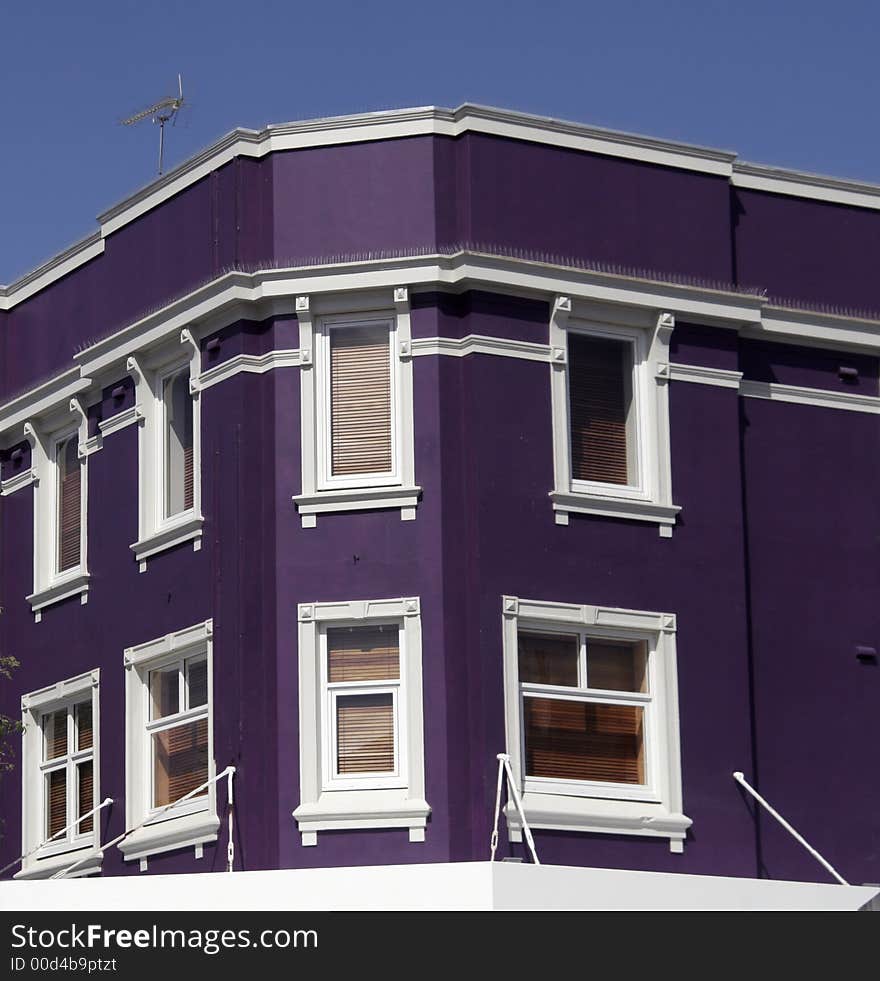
[2,127,880,888]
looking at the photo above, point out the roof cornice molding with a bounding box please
[4,104,880,308]
[732,161,880,210]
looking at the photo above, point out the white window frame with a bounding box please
[24,410,90,621]
[120,619,218,863]
[549,297,680,535]
[128,330,203,570]
[17,670,101,879]
[321,621,407,792]
[293,289,420,527]
[501,595,691,852]
[294,597,430,845]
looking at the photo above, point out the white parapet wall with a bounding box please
[0,862,876,912]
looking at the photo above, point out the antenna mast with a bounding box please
[121,74,185,176]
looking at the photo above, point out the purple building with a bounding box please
[0,105,878,910]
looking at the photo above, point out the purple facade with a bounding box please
[1,111,878,888]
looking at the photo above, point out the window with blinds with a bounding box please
[325,624,401,783]
[148,654,210,809]
[568,333,637,486]
[519,630,650,788]
[164,368,194,517]
[328,323,394,479]
[40,697,96,845]
[56,434,81,573]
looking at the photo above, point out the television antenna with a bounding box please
[121,74,185,176]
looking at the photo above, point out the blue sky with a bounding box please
[1,0,877,282]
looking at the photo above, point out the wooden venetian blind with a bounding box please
[328,626,400,682]
[77,760,93,834]
[568,334,632,485]
[336,693,394,774]
[524,697,645,785]
[44,709,67,760]
[153,717,208,807]
[76,701,93,750]
[47,769,67,838]
[329,325,393,477]
[58,436,81,572]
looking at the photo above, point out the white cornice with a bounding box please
[732,162,880,211]
[0,367,91,436]
[94,104,736,240]
[5,104,880,308]
[739,379,880,414]
[411,333,552,362]
[667,363,744,389]
[3,250,880,440]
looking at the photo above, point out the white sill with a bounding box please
[293,789,431,844]
[505,792,691,853]
[131,513,204,566]
[293,485,422,527]
[27,571,90,619]
[15,844,102,880]
[550,490,681,533]
[118,810,220,863]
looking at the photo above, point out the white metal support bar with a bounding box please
[52,765,236,879]
[226,766,235,874]
[490,753,540,865]
[733,770,848,886]
[0,797,114,878]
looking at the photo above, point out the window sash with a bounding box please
[317,318,400,490]
[329,686,400,782]
[517,626,658,801]
[37,701,96,848]
[161,367,195,520]
[142,652,211,817]
[566,324,650,500]
[56,434,82,574]
[320,622,407,790]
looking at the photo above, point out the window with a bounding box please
[502,596,690,852]
[293,290,419,526]
[294,598,429,844]
[128,335,203,569]
[147,654,208,810]
[324,624,405,790]
[18,671,101,879]
[162,368,195,518]
[25,419,90,620]
[57,434,82,573]
[121,620,217,864]
[549,297,679,534]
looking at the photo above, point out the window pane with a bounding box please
[153,718,209,808]
[586,640,648,693]
[336,693,394,774]
[43,709,67,760]
[77,760,93,834]
[524,697,645,785]
[150,665,180,720]
[164,370,194,516]
[569,334,635,485]
[518,632,579,687]
[57,435,81,572]
[46,769,67,839]
[187,658,208,709]
[329,324,393,476]
[328,625,399,682]
[75,701,93,751]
